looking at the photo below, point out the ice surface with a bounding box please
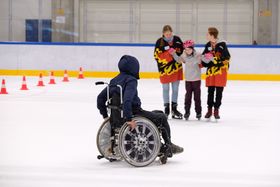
[0,76,280,187]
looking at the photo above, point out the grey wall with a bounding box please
[257,0,279,44]
[0,0,52,42]
[51,0,75,42]
[0,0,279,44]
[81,0,254,44]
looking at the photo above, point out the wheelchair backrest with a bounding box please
[95,81,124,129]
[109,93,123,128]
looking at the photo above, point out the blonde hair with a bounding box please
[162,25,173,33]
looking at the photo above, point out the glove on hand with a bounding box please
[205,52,214,60]
[167,48,176,54]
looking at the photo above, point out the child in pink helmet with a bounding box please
[169,40,202,120]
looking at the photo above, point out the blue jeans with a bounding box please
[162,81,180,104]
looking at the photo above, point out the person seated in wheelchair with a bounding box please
[97,55,184,161]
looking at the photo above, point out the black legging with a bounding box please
[185,80,202,114]
[207,86,224,109]
[133,108,171,144]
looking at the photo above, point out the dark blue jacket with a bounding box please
[97,55,142,121]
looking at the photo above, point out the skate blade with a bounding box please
[172,116,183,120]
[205,117,220,123]
[205,117,211,122]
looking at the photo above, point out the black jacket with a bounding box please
[97,55,142,121]
[201,41,231,68]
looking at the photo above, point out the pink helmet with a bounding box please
[183,40,195,49]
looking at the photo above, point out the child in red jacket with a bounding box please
[201,27,231,119]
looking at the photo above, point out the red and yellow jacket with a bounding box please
[154,36,184,84]
[201,41,231,87]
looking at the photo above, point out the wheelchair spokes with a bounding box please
[96,119,122,161]
[118,117,161,167]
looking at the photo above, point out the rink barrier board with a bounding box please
[1,42,280,81]
[1,41,280,48]
[1,69,280,81]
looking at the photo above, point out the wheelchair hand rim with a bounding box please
[118,117,161,167]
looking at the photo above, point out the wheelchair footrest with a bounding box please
[97,155,105,159]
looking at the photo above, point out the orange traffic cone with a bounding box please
[49,71,56,84]
[78,67,84,79]
[62,70,69,82]
[20,76,29,90]
[0,79,8,94]
[37,73,45,86]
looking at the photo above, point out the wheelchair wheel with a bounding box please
[118,117,161,167]
[96,118,122,161]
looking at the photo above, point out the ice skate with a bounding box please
[205,107,212,121]
[214,108,220,122]
[172,110,183,119]
[184,112,190,120]
[171,102,183,119]
[164,103,170,118]
[196,113,202,120]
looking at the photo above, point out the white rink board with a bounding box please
[0,44,280,74]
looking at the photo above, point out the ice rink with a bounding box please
[0,76,280,187]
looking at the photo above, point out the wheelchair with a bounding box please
[95,81,169,167]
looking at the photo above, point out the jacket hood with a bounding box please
[118,55,140,79]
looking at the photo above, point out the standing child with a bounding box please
[201,27,230,120]
[154,25,184,119]
[170,40,202,120]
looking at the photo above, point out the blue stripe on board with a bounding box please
[0,42,154,47]
[0,41,280,48]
